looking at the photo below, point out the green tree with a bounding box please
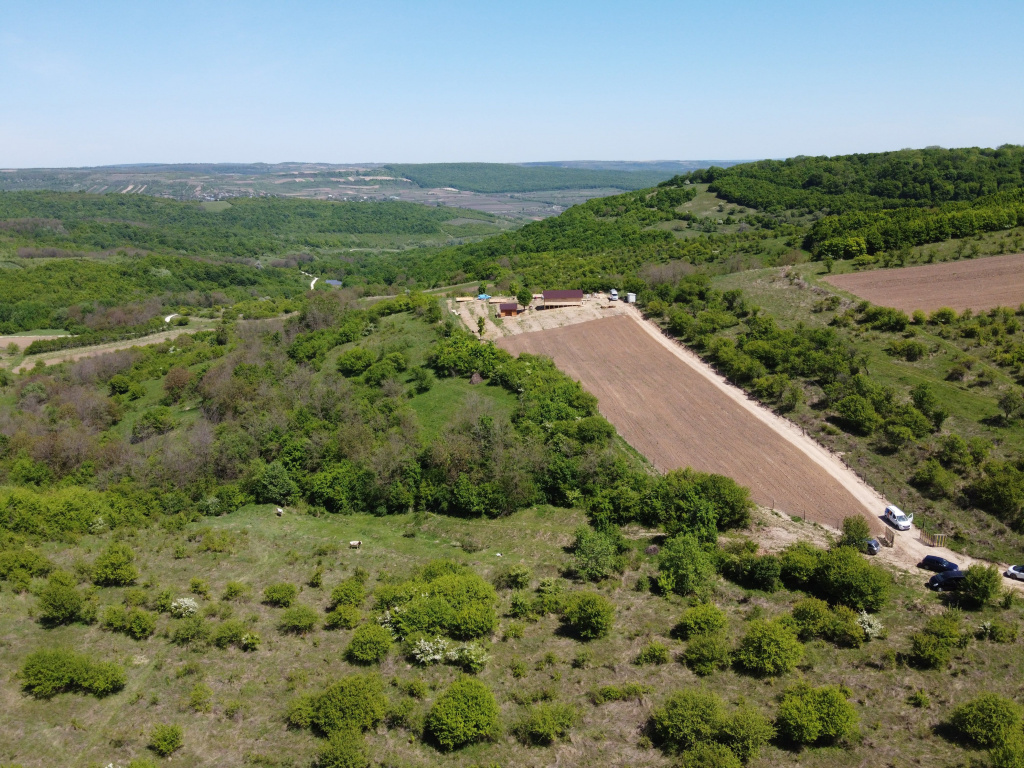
[658,534,715,597]
[838,516,872,552]
[735,619,803,676]
[425,677,500,751]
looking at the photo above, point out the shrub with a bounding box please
[345,624,392,664]
[658,534,715,597]
[909,609,967,668]
[170,597,198,618]
[635,640,670,666]
[679,743,742,768]
[189,578,210,598]
[337,347,376,376]
[515,702,578,745]
[814,545,891,611]
[791,598,831,640]
[263,582,298,607]
[838,516,872,552]
[827,605,866,648]
[650,689,726,752]
[780,541,821,588]
[172,616,210,646]
[315,732,369,768]
[311,675,387,735]
[684,633,731,676]
[721,704,775,762]
[189,683,213,712]
[560,591,614,640]
[102,606,156,640]
[493,564,532,590]
[20,648,126,698]
[329,578,365,608]
[222,581,247,601]
[735,619,803,676]
[590,683,649,704]
[948,694,1023,748]
[450,602,498,639]
[37,571,86,626]
[776,683,858,745]
[279,604,318,634]
[961,564,1002,608]
[211,619,247,649]
[325,605,362,630]
[908,690,931,708]
[148,724,184,757]
[676,603,727,639]
[425,677,500,751]
[570,526,624,581]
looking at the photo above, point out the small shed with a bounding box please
[541,289,584,308]
[499,302,521,317]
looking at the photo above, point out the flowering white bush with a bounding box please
[448,642,490,673]
[170,597,199,618]
[413,637,450,665]
[858,610,884,639]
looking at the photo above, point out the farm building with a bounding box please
[541,289,584,308]
[498,302,521,317]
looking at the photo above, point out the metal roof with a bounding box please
[542,289,584,300]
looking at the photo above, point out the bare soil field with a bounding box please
[0,335,66,351]
[448,294,630,341]
[824,252,1024,313]
[498,312,1024,581]
[12,325,211,373]
[498,313,883,529]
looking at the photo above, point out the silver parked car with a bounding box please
[1005,565,1024,581]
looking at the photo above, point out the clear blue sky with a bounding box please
[1,0,1022,166]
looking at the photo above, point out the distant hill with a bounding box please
[521,160,740,174]
[380,162,678,193]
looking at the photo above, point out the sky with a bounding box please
[1,0,1022,167]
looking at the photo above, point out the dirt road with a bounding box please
[498,309,1021,585]
[13,326,208,373]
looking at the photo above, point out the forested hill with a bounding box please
[686,145,1024,214]
[381,163,673,193]
[0,192,497,257]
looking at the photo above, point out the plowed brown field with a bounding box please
[824,252,1024,313]
[498,314,883,532]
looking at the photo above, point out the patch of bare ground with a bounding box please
[0,335,66,351]
[497,310,1024,586]
[824,252,1024,313]
[12,325,212,373]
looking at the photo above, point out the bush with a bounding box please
[102,606,156,640]
[780,541,821,588]
[515,702,578,745]
[222,581,247,601]
[337,347,376,376]
[91,543,138,587]
[493,564,532,590]
[172,616,210,646]
[345,624,392,664]
[814,546,891,611]
[279,604,318,634]
[838,516,872,552]
[450,601,498,640]
[776,683,858,745]
[263,582,298,607]
[315,732,369,768]
[658,534,715,597]
[909,609,967,668]
[560,591,614,640]
[329,578,365,608]
[961,564,1002,608]
[948,694,1023,748]
[735,619,803,676]
[425,677,500,751]
[312,675,387,735]
[791,598,831,640]
[676,603,727,639]
[325,605,362,630]
[635,640,670,665]
[37,571,87,626]
[211,619,247,649]
[570,526,624,582]
[148,724,184,757]
[650,689,725,752]
[679,743,742,768]
[20,648,126,698]
[721,704,775,762]
[684,633,732,676]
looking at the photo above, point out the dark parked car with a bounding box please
[927,570,966,591]
[918,555,960,573]
[865,539,880,555]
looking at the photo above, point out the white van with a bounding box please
[883,505,913,531]
[609,289,619,301]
